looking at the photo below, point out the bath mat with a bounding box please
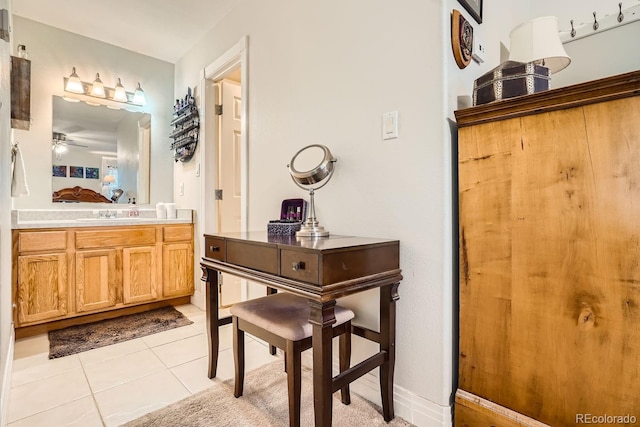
[48,305,193,359]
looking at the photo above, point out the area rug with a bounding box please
[48,305,193,359]
[122,360,414,427]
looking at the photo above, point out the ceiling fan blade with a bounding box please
[64,141,89,148]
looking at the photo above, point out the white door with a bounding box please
[218,79,242,233]
[218,79,242,307]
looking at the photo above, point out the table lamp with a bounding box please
[508,16,571,74]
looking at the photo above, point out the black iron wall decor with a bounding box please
[170,87,199,162]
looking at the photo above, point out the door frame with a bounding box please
[199,36,249,239]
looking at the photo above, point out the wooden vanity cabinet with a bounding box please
[12,224,194,334]
[75,249,117,312]
[162,225,194,298]
[14,231,68,324]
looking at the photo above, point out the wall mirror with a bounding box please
[51,95,151,204]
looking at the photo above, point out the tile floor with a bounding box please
[7,304,280,427]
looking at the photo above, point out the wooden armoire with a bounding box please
[455,70,640,426]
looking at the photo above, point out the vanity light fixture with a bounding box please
[90,73,106,98]
[113,78,128,102]
[132,83,146,106]
[63,67,147,106]
[65,67,84,94]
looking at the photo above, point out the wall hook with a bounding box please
[570,19,576,37]
[618,2,624,23]
[593,11,599,30]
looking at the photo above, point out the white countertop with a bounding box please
[12,208,193,229]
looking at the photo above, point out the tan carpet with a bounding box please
[122,360,414,427]
[48,306,193,359]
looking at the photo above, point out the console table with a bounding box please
[201,232,402,427]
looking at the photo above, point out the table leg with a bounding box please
[202,267,221,378]
[309,300,337,427]
[379,282,400,421]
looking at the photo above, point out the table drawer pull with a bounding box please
[291,261,305,271]
[210,246,220,252]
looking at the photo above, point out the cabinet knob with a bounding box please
[292,261,305,271]
[209,246,220,252]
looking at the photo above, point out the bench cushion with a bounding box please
[230,293,354,341]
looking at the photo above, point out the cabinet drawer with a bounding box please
[75,228,156,249]
[280,249,319,284]
[205,236,226,261]
[227,240,278,274]
[19,231,67,252]
[163,225,193,242]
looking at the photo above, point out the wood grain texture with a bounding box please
[14,224,194,331]
[75,249,117,312]
[458,83,640,425]
[18,230,67,252]
[17,253,67,323]
[123,246,157,304]
[162,242,194,297]
[455,390,550,427]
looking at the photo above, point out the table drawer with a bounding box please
[205,236,226,261]
[19,231,67,252]
[280,249,319,284]
[227,240,278,274]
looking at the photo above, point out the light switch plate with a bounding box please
[382,111,398,140]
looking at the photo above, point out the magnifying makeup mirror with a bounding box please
[288,144,336,238]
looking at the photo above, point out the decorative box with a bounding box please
[267,198,308,236]
[473,61,550,106]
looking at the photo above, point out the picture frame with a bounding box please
[52,165,67,177]
[85,167,100,179]
[70,166,84,178]
[458,0,482,24]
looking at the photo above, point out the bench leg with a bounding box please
[233,316,245,398]
[286,340,302,427]
[339,321,351,405]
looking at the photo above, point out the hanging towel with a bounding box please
[11,142,30,197]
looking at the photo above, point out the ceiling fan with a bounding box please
[52,132,89,160]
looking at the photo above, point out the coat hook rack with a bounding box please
[618,2,624,22]
[561,2,640,43]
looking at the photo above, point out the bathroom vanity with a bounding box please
[11,209,194,337]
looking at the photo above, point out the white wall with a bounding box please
[11,17,175,208]
[174,0,452,424]
[173,1,640,425]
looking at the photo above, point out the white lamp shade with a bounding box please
[508,16,571,74]
[65,67,84,93]
[103,174,116,183]
[90,73,106,98]
[113,78,128,102]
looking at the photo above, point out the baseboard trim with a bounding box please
[0,326,15,426]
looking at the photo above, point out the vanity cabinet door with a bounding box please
[75,249,117,313]
[17,253,68,324]
[162,242,194,298]
[123,246,158,304]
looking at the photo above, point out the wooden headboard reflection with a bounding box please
[52,186,112,203]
